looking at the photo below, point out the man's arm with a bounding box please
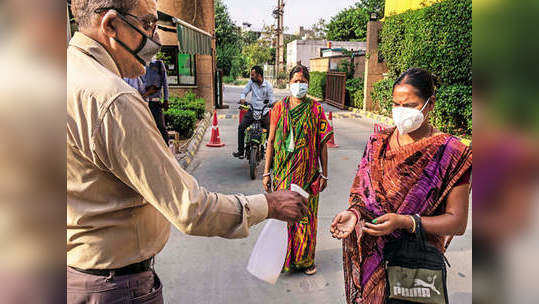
[92,93,268,238]
[160,61,169,102]
[240,81,252,102]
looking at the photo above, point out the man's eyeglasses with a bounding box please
[94,7,158,35]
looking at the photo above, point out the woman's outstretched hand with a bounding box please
[330,210,359,239]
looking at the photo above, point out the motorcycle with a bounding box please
[239,100,272,180]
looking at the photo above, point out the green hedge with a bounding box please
[168,91,206,120]
[345,77,364,109]
[164,108,197,138]
[431,85,472,137]
[371,78,394,117]
[308,72,327,99]
[165,91,206,138]
[373,0,472,137]
[379,0,471,86]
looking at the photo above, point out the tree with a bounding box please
[241,43,273,73]
[358,0,385,18]
[326,3,370,41]
[241,25,274,74]
[325,0,385,41]
[215,0,241,76]
[309,18,328,40]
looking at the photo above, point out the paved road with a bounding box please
[155,85,472,303]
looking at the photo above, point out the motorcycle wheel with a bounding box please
[249,146,257,180]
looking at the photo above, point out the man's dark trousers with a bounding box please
[148,101,168,144]
[237,109,269,154]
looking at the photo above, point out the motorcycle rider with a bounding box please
[233,66,275,159]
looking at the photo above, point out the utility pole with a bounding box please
[273,0,285,76]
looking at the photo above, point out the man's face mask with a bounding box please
[113,11,162,66]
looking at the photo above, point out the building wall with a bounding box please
[310,56,365,78]
[309,58,329,72]
[158,0,216,110]
[384,0,441,16]
[168,55,214,111]
[286,40,367,72]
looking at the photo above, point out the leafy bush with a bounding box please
[374,0,472,136]
[430,85,472,137]
[326,3,370,41]
[164,108,197,138]
[308,72,327,99]
[370,78,394,116]
[223,75,235,84]
[379,0,472,86]
[233,79,249,86]
[345,77,364,109]
[165,90,206,137]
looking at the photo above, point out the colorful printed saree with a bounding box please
[271,96,333,271]
[343,128,472,303]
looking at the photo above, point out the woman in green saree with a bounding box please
[263,65,333,275]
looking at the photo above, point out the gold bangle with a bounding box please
[409,215,416,233]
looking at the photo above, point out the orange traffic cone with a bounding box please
[206,111,225,147]
[327,111,339,148]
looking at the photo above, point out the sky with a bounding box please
[221,0,358,34]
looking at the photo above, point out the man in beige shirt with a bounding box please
[67,1,307,302]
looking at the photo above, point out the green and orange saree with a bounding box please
[270,96,333,272]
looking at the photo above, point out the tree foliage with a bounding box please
[326,3,370,41]
[215,0,241,76]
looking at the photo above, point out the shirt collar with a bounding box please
[253,80,266,88]
[69,32,121,77]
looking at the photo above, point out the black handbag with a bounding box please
[383,215,450,304]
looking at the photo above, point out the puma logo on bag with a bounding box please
[393,275,441,299]
[414,275,440,295]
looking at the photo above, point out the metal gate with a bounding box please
[325,72,347,109]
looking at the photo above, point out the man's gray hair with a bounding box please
[71,0,138,28]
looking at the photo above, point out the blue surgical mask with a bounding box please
[290,83,308,98]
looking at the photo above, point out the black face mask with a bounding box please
[113,12,162,66]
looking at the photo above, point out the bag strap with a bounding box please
[413,214,451,267]
[412,214,427,251]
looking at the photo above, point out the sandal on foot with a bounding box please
[304,265,317,275]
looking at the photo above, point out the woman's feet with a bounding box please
[303,264,317,275]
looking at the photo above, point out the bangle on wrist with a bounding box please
[320,173,328,180]
[263,172,271,177]
[408,215,416,233]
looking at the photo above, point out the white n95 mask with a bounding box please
[392,97,430,134]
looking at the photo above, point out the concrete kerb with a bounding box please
[177,112,212,169]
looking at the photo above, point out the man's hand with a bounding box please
[265,190,308,223]
[330,210,359,239]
